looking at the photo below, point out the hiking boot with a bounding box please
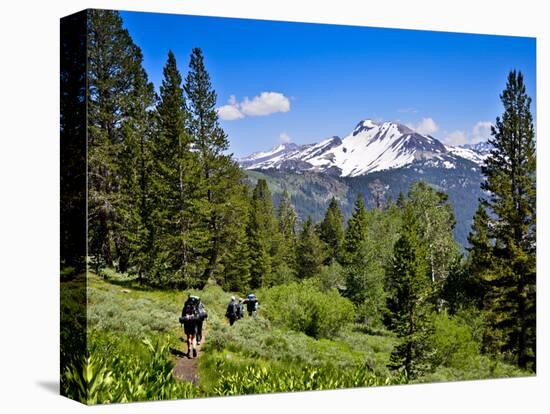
[193,348,197,358]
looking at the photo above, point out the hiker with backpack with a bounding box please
[179,295,203,358]
[242,293,259,317]
[225,296,239,326]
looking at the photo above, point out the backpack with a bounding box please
[237,303,245,319]
[197,302,208,320]
[245,294,258,312]
[180,295,201,323]
[226,301,238,318]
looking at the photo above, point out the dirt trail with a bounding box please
[172,332,207,384]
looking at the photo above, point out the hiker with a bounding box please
[196,299,208,345]
[225,296,239,326]
[243,293,259,317]
[179,295,201,358]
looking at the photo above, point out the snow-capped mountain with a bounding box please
[239,119,489,177]
[461,141,493,154]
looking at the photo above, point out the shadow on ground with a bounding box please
[36,381,59,395]
[170,347,187,358]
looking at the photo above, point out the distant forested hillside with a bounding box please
[244,156,483,248]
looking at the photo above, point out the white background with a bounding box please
[0,0,548,412]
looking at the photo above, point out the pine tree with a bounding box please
[396,191,407,209]
[247,179,279,288]
[319,197,345,264]
[61,11,87,273]
[463,204,493,307]
[87,10,155,271]
[116,48,156,278]
[219,185,252,292]
[150,50,203,286]
[387,229,434,379]
[184,47,245,285]
[479,71,536,369]
[341,193,368,265]
[296,217,327,279]
[277,190,298,277]
[344,239,386,326]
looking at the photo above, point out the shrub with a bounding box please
[261,280,355,338]
[429,311,480,370]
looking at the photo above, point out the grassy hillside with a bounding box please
[61,270,530,404]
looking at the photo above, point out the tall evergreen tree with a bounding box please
[277,190,298,276]
[151,51,203,286]
[116,48,156,278]
[319,197,345,264]
[396,191,407,209]
[247,179,279,288]
[387,229,434,379]
[184,47,245,284]
[463,204,493,307]
[478,71,536,369]
[341,193,368,265]
[61,11,87,273]
[219,185,252,292]
[87,10,154,271]
[296,217,327,279]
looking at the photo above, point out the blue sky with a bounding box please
[120,11,536,158]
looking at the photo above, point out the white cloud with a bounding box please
[406,117,439,136]
[415,118,439,135]
[442,121,493,146]
[217,101,244,121]
[472,121,493,143]
[443,130,468,146]
[216,92,290,121]
[279,132,291,143]
[240,92,290,116]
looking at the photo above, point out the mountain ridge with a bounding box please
[238,119,489,177]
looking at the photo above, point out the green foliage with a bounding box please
[343,240,386,326]
[318,197,345,263]
[208,356,406,396]
[276,190,298,277]
[313,261,345,292]
[296,216,327,279]
[247,179,280,288]
[386,230,435,379]
[477,70,536,369]
[149,50,204,287]
[429,311,480,370]
[342,201,401,328]
[63,334,198,404]
[341,193,368,265]
[60,275,87,390]
[464,204,492,307]
[184,48,248,286]
[404,181,461,293]
[261,280,354,338]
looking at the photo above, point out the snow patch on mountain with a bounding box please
[239,119,490,177]
[445,145,489,165]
